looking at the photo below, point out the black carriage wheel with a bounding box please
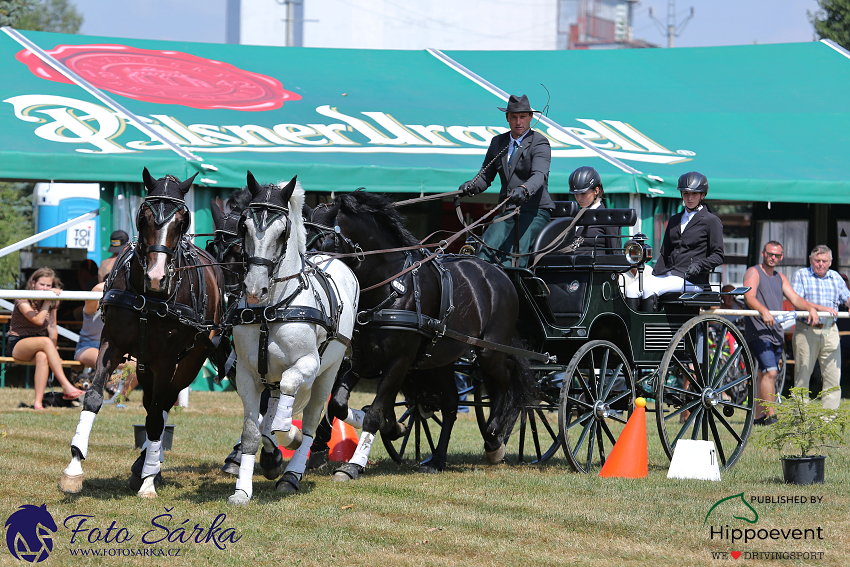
[472,368,565,464]
[381,399,443,465]
[655,314,754,470]
[558,340,635,474]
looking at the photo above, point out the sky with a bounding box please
[71,0,822,48]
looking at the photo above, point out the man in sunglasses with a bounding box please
[743,241,819,425]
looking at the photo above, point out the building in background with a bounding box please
[227,0,652,50]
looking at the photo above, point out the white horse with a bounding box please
[228,173,358,505]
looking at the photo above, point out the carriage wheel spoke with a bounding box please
[599,418,618,446]
[420,414,437,453]
[528,411,543,461]
[708,409,728,467]
[585,420,597,471]
[671,353,701,392]
[684,333,706,390]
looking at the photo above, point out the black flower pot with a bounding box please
[781,455,825,485]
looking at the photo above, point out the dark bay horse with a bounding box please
[308,190,536,479]
[59,169,225,498]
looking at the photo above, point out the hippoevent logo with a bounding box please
[4,505,241,561]
[5,505,58,563]
[704,492,825,560]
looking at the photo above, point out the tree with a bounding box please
[0,0,82,33]
[809,0,850,50]
[0,183,34,289]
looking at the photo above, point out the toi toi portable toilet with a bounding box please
[34,183,100,264]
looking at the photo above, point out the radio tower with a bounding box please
[649,1,694,48]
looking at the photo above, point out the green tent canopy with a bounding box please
[3,28,848,204]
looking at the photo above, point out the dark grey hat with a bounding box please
[497,94,540,114]
[108,230,129,253]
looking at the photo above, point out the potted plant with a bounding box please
[756,387,850,485]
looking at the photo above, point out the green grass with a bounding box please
[1,387,849,566]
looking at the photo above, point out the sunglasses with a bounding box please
[764,252,782,258]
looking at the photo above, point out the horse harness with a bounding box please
[101,236,221,374]
[309,208,556,367]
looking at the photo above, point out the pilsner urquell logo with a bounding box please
[5,504,58,563]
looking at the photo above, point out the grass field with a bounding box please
[1,386,849,566]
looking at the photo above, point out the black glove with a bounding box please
[460,182,480,197]
[684,264,701,280]
[507,186,529,206]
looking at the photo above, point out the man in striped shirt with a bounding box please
[791,245,850,410]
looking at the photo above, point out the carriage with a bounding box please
[380,200,755,474]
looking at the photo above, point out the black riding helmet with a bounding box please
[677,171,709,194]
[569,166,602,194]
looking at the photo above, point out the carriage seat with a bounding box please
[533,208,638,268]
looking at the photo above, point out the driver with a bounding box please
[625,171,724,311]
[459,94,553,268]
[568,166,620,255]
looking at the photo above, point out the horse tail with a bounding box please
[491,335,540,434]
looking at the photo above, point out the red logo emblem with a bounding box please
[16,44,300,111]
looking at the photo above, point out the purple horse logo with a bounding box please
[5,504,58,563]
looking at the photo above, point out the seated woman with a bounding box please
[9,268,86,409]
[74,282,137,403]
[568,166,621,255]
[625,172,724,311]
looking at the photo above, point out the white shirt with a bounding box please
[681,204,702,232]
[507,130,531,163]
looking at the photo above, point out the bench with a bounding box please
[533,207,638,268]
[0,356,83,369]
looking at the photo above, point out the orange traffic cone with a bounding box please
[598,397,648,479]
[278,419,303,458]
[329,418,359,462]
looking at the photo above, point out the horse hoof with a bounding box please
[485,443,506,465]
[259,446,285,480]
[228,489,251,506]
[276,471,300,493]
[58,472,83,494]
[137,476,158,499]
[307,448,329,470]
[333,462,363,482]
[220,461,240,476]
[279,426,303,451]
[128,471,162,491]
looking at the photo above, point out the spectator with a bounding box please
[74,282,137,402]
[8,268,86,410]
[743,241,818,425]
[791,245,850,410]
[98,230,129,283]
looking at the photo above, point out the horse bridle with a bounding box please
[239,199,292,278]
[135,184,190,279]
[305,203,364,260]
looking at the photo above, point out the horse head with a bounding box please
[208,200,246,299]
[240,171,303,304]
[137,167,196,294]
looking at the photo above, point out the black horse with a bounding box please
[308,190,536,478]
[60,169,225,497]
[207,198,286,480]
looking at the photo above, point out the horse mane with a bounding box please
[284,179,306,255]
[336,190,418,247]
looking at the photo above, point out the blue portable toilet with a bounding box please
[35,183,100,264]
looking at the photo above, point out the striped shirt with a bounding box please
[791,267,850,310]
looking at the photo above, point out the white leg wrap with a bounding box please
[284,435,314,480]
[274,425,302,450]
[177,387,190,408]
[349,432,375,468]
[235,453,255,498]
[271,394,295,433]
[63,455,83,476]
[261,392,280,439]
[257,413,264,427]
[344,408,365,429]
[141,440,162,477]
[71,410,97,459]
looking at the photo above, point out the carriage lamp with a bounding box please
[623,234,652,266]
[459,236,477,256]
